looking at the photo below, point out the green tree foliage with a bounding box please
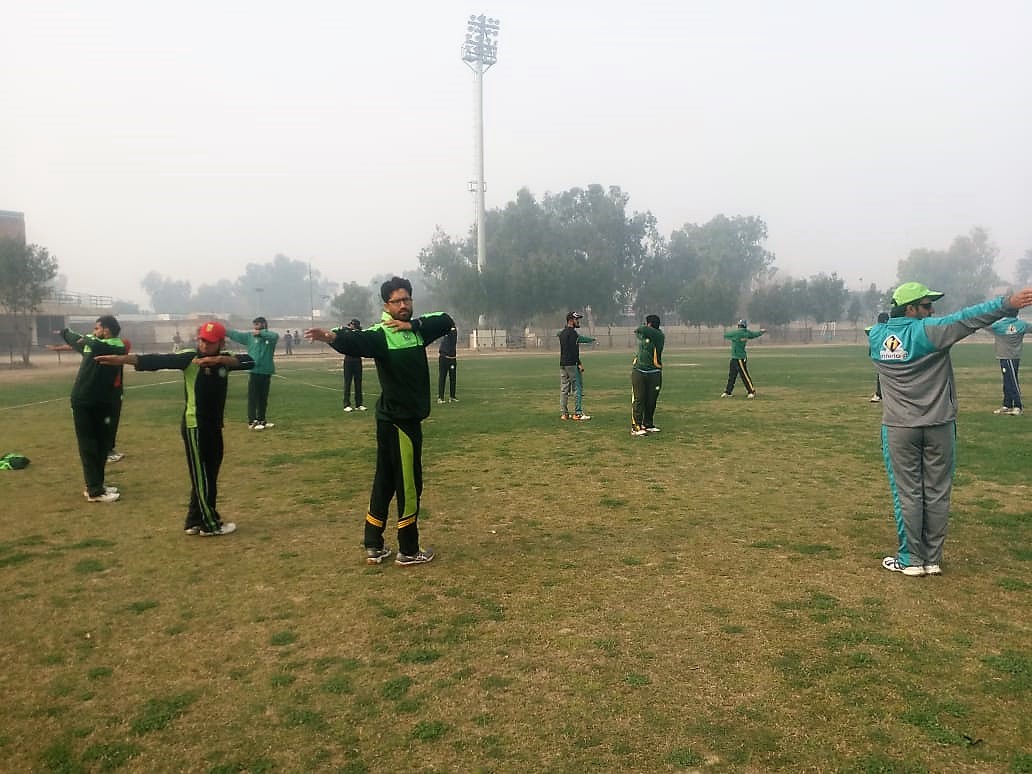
[1015,248,1032,285]
[748,282,797,326]
[142,255,337,317]
[418,227,485,324]
[330,281,375,326]
[805,273,848,323]
[418,185,655,330]
[676,277,739,327]
[656,215,775,322]
[846,295,863,326]
[192,279,239,315]
[896,227,1002,311]
[235,254,335,318]
[0,239,59,365]
[142,271,192,314]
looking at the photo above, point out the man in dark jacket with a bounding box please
[51,316,127,502]
[437,325,458,403]
[340,318,366,412]
[95,321,253,536]
[630,315,664,436]
[306,277,454,567]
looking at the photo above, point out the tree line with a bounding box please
[3,181,1031,364]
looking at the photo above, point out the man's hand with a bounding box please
[94,354,131,366]
[194,356,226,367]
[304,328,335,343]
[1007,287,1032,310]
[578,364,585,373]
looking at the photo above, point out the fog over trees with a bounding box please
[16,186,1026,334]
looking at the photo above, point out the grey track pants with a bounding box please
[881,422,956,567]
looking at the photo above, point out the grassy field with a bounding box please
[1,342,1029,773]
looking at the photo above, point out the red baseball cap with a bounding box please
[198,321,226,342]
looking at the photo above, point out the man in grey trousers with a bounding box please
[869,281,1032,577]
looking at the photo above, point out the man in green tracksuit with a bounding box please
[869,281,1032,577]
[227,316,278,430]
[630,314,664,436]
[306,276,455,567]
[96,321,253,536]
[53,316,127,502]
[722,319,765,398]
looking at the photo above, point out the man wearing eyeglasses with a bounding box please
[869,281,1032,578]
[305,276,454,567]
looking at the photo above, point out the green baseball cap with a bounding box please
[892,281,945,307]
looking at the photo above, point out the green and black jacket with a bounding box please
[133,350,254,429]
[61,328,127,406]
[327,311,455,422]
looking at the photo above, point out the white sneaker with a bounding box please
[882,556,925,576]
[252,422,265,431]
[83,485,119,498]
[631,429,648,437]
[107,451,125,462]
[720,393,731,398]
[645,427,660,433]
[358,405,367,411]
[1010,407,1023,416]
[869,395,881,403]
[200,522,236,536]
[923,564,942,575]
[86,491,120,503]
[344,406,354,412]
[262,422,275,428]
[573,413,591,421]
[993,406,1011,414]
[747,393,756,399]
[449,398,459,403]
[437,398,446,404]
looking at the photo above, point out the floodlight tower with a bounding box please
[461,14,499,275]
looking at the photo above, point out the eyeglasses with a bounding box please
[386,297,412,306]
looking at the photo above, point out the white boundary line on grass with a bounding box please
[0,380,182,412]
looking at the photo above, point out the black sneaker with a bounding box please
[395,548,435,567]
[365,547,392,565]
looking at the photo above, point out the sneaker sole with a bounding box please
[395,555,435,567]
[200,523,237,536]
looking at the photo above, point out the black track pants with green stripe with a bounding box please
[181,423,224,532]
[365,419,423,555]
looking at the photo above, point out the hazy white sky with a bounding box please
[3,0,1031,307]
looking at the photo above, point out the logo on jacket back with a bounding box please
[879,335,908,361]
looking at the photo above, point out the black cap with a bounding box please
[348,318,361,328]
[566,312,583,321]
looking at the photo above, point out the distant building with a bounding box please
[0,210,26,243]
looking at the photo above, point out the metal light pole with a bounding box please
[461,14,500,276]
[308,260,315,329]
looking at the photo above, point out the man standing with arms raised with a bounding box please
[870,281,1032,577]
[306,277,454,567]
[227,316,278,430]
[50,315,127,502]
